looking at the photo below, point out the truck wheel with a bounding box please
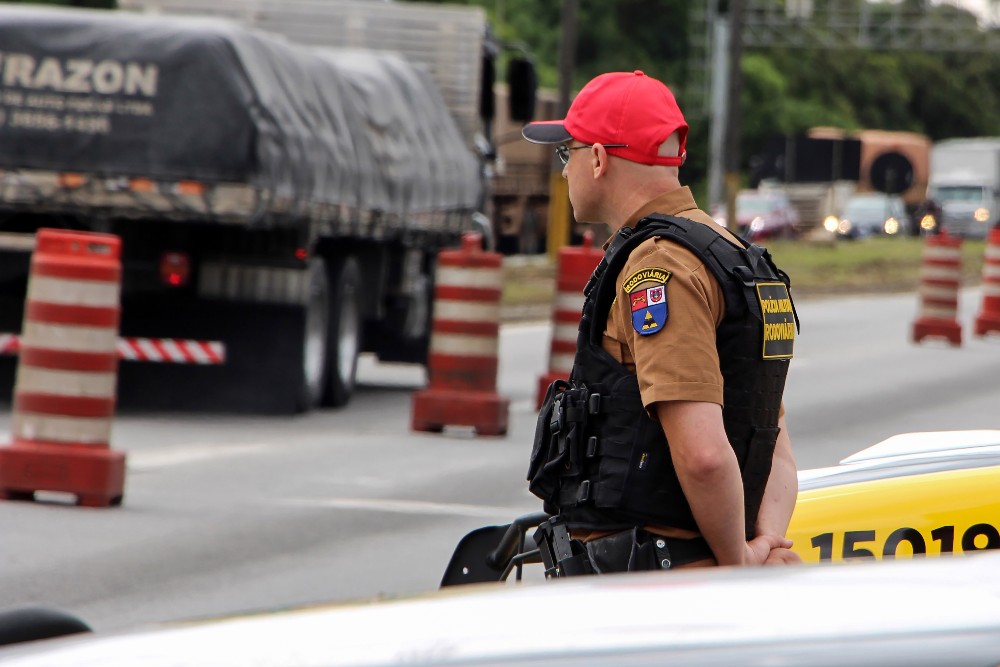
[299,257,332,411]
[323,257,362,407]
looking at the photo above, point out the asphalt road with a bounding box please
[0,287,996,633]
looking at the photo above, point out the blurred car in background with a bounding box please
[713,190,799,241]
[824,192,909,238]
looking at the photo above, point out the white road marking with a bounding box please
[127,443,270,470]
[280,496,525,518]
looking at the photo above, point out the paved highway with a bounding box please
[0,288,996,632]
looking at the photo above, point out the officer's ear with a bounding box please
[591,144,610,179]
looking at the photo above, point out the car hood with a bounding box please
[3,551,1000,666]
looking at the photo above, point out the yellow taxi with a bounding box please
[788,429,1000,563]
[439,429,1000,584]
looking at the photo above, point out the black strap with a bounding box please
[587,215,800,345]
[647,533,713,567]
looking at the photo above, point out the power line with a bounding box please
[686,0,999,117]
[742,0,1000,52]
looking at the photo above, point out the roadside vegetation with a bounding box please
[503,236,988,315]
[768,236,985,298]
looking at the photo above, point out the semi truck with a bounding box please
[119,0,552,256]
[0,3,536,413]
[925,137,1000,239]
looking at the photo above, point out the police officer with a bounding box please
[523,71,801,574]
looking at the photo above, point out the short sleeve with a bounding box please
[611,237,726,408]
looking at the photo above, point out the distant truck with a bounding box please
[751,128,931,236]
[0,4,535,413]
[924,138,1000,239]
[490,85,560,255]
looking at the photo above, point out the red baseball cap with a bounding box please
[522,70,688,167]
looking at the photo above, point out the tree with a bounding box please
[4,0,115,7]
[407,0,1000,184]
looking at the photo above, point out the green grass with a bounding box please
[501,257,556,317]
[766,237,986,298]
[501,236,989,309]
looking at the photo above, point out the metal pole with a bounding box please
[708,13,728,214]
[557,0,578,117]
[723,0,744,236]
[547,0,578,260]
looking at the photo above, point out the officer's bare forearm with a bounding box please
[655,401,748,566]
[754,416,798,538]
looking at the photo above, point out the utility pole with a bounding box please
[547,0,578,259]
[557,0,578,117]
[707,2,728,215]
[723,0,745,235]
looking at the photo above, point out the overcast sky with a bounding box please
[940,0,998,23]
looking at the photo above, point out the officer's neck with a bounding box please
[605,172,683,233]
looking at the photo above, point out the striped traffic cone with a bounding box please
[411,234,509,436]
[536,231,603,408]
[974,227,1000,337]
[912,231,963,346]
[0,229,126,506]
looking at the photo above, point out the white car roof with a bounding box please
[798,430,1000,488]
[3,552,1000,666]
[842,429,1000,464]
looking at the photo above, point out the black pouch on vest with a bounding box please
[527,379,570,503]
[529,379,595,508]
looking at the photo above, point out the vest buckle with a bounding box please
[586,436,598,459]
[549,395,565,434]
[733,265,756,287]
[587,393,601,414]
[576,479,591,504]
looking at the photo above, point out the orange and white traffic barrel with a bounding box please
[411,233,509,436]
[536,231,603,408]
[0,229,126,507]
[912,230,963,346]
[974,227,1000,337]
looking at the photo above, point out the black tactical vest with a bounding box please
[528,214,798,537]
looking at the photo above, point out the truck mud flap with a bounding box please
[113,297,307,414]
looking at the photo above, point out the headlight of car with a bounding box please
[837,218,852,235]
[749,216,765,232]
[920,214,937,231]
[823,215,840,233]
[883,217,900,235]
[975,207,990,223]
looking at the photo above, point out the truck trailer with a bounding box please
[0,4,532,413]
[118,0,548,255]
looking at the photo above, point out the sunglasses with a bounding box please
[556,143,628,165]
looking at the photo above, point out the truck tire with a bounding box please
[297,257,332,411]
[322,256,362,407]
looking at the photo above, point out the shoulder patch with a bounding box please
[623,268,671,336]
[757,282,795,359]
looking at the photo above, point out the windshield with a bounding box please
[844,197,895,216]
[930,185,987,203]
[737,195,779,215]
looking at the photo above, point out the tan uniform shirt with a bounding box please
[603,186,740,409]
[580,187,775,547]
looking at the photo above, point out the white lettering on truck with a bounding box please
[0,53,158,97]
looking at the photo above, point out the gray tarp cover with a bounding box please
[0,5,481,221]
